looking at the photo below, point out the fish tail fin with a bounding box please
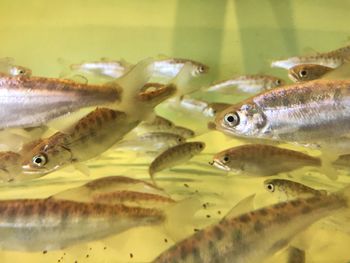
[113,58,153,117]
[172,62,196,97]
[162,197,201,241]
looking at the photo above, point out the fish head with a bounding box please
[288,64,331,82]
[210,149,244,172]
[214,103,267,138]
[9,65,32,77]
[263,179,277,193]
[269,77,285,89]
[191,141,206,153]
[191,62,209,76]
[21,133,73,175]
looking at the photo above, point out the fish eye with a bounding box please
[198,143,204,149]
[198,66,205,73]
[32,154,47,167]
[224,112,240,127]
[275,79,281,85]
[299,70,307,77]
[265,183,275,192]
[18,70,24,75]
[177,138,183,143]
[222,155,229,163]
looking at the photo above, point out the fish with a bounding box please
[0,198,165,251]
[170,126,196,138]
[287,246,305,263]
[67,58,131,79]
[137,115,175,133]
[0,151,22,182]
[206,75,285,94]
[209,144,321,176]
[21,84,176,176]
[167,97,231,118]
[51,176,175,209]
[271,44,350,69]
[0,58,156,130]
[0,75,121,129]
[214,79,350,143]
[152,186,350,263]
[288,64,333,82]
[264,179,327,201]
[0,57,32,77]
[116,132,186,152]
[149,141,205,181]
[150,57,209,78]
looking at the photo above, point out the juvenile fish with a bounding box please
[288,64,333,82]
[68,58,131,79]
[0,75,121,129]
[116,132,186,152]
[207,75,285,94]
[332,153,350,168]
[0,57,32,77]
[52,176,175,209]
[149,141,205,181]
[137,115,175,133]
[210,144,321,176]
[0,198,165,251]
[152,187,350,263]
[170,126,195,138]
[215,79,350,143]
[21,85,176,176]
[271,44,350,69]
[264,179,327,201]
[150,57,209,78]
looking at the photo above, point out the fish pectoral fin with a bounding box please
[321,62,350,80]
[74,163,90,176]
[223,194,256,220]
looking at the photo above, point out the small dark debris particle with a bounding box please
[184,183,189,188]
[202,204,207,209]
[206,214,211,218]
[218,211,221,215]
[86,254,89,258]
[58,260,60,263]
[130,253,134,258]
[43,250,47,254]
[194,228,200,232]
[195,190,199,193]
[63,253,66,256]
[164,238,168,243]
[104,246,107,250]
[89,247,92,250]
[75,261,78,263]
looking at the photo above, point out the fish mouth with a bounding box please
[288,71,299,82]
[209,160,230,171]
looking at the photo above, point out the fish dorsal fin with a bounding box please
[321,62,350,80]
[224,194,256,220]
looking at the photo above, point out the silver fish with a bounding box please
[150,57,209,78]
[207,75,285,94]
[215,79,350,143]
[152,187,350,263]
[271,45,350,69]
[0,75,121,129]
[0,57,32,77]
[69,58,131,79]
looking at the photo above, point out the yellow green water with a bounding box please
[1,0,350,262]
